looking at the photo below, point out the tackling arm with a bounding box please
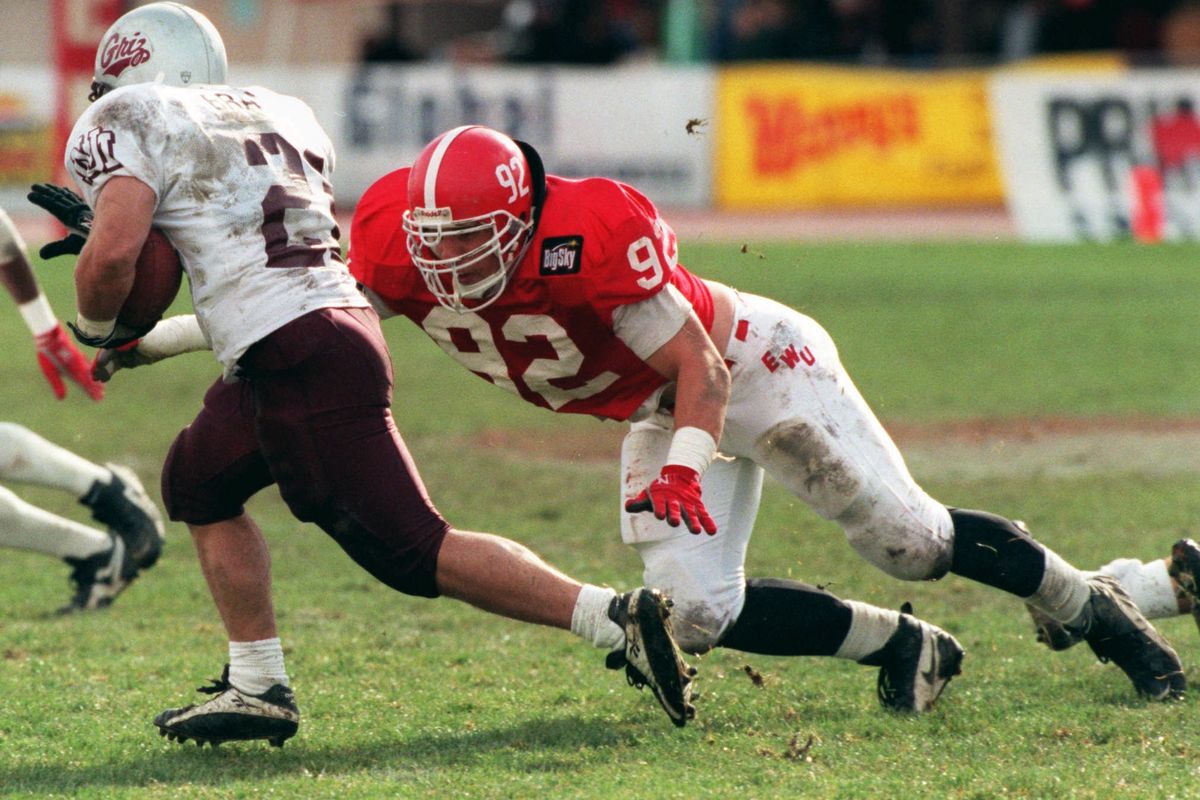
[642,313,730,448]
[623,310,731,535]
[0,212,39,304]
[92,314,210,382]
[0,209,103,400]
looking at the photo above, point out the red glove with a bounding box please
[34,323,104,401]
[625,464,717,536]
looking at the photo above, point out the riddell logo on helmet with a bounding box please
[411,207,452,222]
[99,32,152,78]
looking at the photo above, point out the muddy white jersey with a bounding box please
[66,83,366,379]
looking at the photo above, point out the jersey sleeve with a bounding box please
[611,282,693,359]
[347,167,414,307]
[65,88,168,206]
[578,181,681,318]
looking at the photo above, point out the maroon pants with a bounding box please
[162,306,449,597]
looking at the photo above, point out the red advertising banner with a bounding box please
[53,0,123,183]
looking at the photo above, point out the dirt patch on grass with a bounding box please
[469,416,1200,480]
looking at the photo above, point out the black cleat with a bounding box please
[81,463,164,575]
[1024,602,1084,651]
[154,665,299,747]
[859,603,964,713]
[58,534,130,613]
[1168,538,1200,635]
[1071,575,1186,701]
[606,588,697,727]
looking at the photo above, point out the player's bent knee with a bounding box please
[317,509,447,598]
[635,536,747,652]
[843,521,952,581]
[664,596,741,654]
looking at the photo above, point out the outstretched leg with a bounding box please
[0,422,164,571]
[718,578,963,713]
[716,294,1184,700]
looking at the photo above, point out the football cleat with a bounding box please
[1168,538,1200,635]
[81,463,165,575]
[1070,575,1185,701]
[154,665,299,748]
[1024,602,1084,651]
[859,603,964,713]
[605,588,697,727]
[58,534,129,613]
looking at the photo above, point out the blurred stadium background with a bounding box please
[3,0,1200,243]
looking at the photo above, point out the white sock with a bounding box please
[228,638,289,695]
[1098,558,1181,620]
[1030,549,1092,625]
[570,584,625,650]
[0,423,109,497]
[0,484,111,559]
[835,600,902,661]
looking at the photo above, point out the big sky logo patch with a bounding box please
[539,236,583,276]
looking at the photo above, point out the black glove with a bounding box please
[92,340,155,383]
[66,319,153,350]
[28,183,93,234]
[39,233,87,261]
[28,183,93,261]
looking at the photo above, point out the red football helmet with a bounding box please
[402,126,537,312]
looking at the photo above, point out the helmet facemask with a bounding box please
[403,203,534,312]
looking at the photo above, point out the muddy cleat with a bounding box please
[1024,602,1084,651]
[859,603,964,713]
[81,463,165,574]
[1070,575,1186,701]
[154,665,299,748]
[605,588,697,727]
[58,534,129,613]
[1168,538,1200,635]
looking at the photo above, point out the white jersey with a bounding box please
[65,83,367,379]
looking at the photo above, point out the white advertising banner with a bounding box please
[991,70,1200,241]
[240,64,714,210]
[0,67,56,214]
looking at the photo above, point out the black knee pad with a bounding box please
[948,507,1045,597]
[717,578,854,656]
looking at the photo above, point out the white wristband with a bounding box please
[138,314,209,359]
[666,426,718,476]
[74,314,116,339]
[18,293,58,337]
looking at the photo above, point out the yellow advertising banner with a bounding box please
[0,92,54,188]
[716,65,1002,208]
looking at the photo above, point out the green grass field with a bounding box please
[2,241,1199,798]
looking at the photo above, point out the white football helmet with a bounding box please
[91,2,228,101]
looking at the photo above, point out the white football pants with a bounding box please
[0,422,111,559]
[621,293,954,652]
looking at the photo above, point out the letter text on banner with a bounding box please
[715,65,1003,209]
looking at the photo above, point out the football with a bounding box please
[119,228,183,330]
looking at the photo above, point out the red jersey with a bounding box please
[350,168,713,421]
